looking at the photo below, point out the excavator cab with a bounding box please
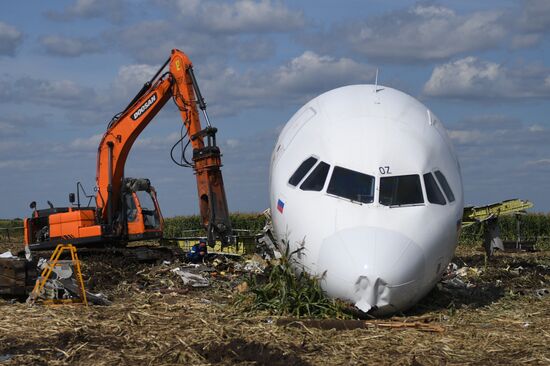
[122,178,163,240]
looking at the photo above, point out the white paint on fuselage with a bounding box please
[270,85,464,315]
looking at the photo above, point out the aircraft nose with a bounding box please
[317,227,426,315]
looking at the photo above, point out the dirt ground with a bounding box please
[0,242,549,365]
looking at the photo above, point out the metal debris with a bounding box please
[440,262,477,290]
[256,208,282,260]
[243,254,268,274]
[0,251,16,259]
[171,267,210,287]
[440,277,468,289]
[535,288,549,299]
[0,354,13,362]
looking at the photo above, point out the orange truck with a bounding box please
[24,49,231,250]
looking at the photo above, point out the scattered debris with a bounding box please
[0,250,16,259]
[440,277,468,289]
[0,354,13,362]
[535,288,549,299]
[445,262,458,275]
[171,267,210,287]
[243,254,268,274]
[509,266,524,276]
[27,244,89,306]
[455,266,482,277]
[256,209,282,260]
[59,280,112,306]
[440,265,476,291]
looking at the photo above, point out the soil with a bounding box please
[0,241,549,365]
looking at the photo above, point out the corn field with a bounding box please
[2,213,549,248]
[460,213,550,248]
[163,212,266,237]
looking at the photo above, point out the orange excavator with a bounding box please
[24,49,231,250]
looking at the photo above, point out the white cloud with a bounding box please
[237,38,275,61]
[424,57,550,99]
[113,64,158,99]
[40,35,103,57]
[0,21,23,56]
[304,1,550,63]
[226,139,240,148]
[134,132,181,151]
[70,133,102,150]
[46,0,125,23]
[332,5,506,62]
[511,33,541,49]
[0,159,34,170]
[0,76,98,108]
[275,51,375,94]
[105,20,236,64]
[447,114,550,209]
[447,116,549,162]
[518,0,550,32]
[0,121,20,137]
[202,51,375,115]
[172,0,304,33]
[107,1,301,64]
[448,130,485,144]
[526,158,550,166]
[529,124,545,132]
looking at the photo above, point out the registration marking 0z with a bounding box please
[379,166,391,174]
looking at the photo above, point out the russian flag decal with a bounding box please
[277,199,285,213]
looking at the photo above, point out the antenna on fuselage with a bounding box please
[374,68,383,94]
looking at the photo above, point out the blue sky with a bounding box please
[0,0,549,218]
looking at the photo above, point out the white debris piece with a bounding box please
[171,267,210,287]
[0,251,16,259]
[243,262,264,274]
[535,288,549,299]
[442,277,467,289]
[243,254,268,274]
[25,245,32,261]
[456,267,470,277]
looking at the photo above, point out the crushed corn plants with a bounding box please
[0,241,549,365]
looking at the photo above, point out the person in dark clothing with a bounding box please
[187,239,208,263]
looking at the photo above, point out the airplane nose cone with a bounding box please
[317,227,426,315]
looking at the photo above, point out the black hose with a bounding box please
[170,123,194,168]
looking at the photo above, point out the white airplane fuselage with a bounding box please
[269,85,464,315]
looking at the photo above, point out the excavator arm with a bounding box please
[96,49,231,243]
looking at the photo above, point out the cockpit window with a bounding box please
[288,157,318,186]
[379,174,424,206]
[434,170,455,202]
[423,173,446,205]
[327,166,374,203]
[300,161,330,191]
